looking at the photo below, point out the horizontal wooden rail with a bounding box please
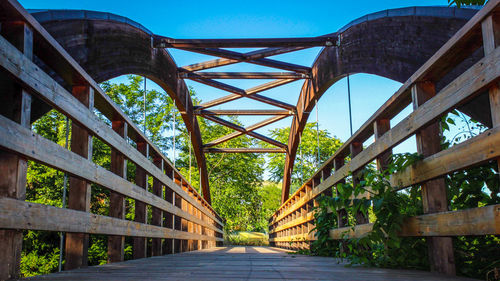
[0,114,223,234]
[270,5,500,271]
[0,34,222,227]
[0,198,223,241]
[270,205,500,242]
[0,0,215,217]
[330,204,500,239]
[271,42,500,223]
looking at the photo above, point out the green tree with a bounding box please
[266,123,343,193]
[175,95,267,232]
[449,0,485,7]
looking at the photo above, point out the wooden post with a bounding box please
[133,142,148,259]
[107,121,127,263]
[152,158,163,256]
[333,158,347,227]
[374,119,392,171]
[174,176,182,253]
[163,166,174,255]
[412,82,455,275]
[65,85,94,270]
[0,21,32,280]
[350,142,369,224]
[482,15,500,173]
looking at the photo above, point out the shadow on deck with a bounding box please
[26,246,478,280]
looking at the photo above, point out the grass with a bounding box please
[224,231,269,246]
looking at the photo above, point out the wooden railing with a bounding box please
[0,0,223,279]
[269,0,500,274]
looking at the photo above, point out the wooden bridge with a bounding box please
[0,0,499,280]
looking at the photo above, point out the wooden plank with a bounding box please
[134,142,149,259]
[325,44,500,194]
[483,14,500,176]
[0,198,223,241]
[270,212,315,234]
[0,0,187,205]
[0,21,32,280]
[183,72,308,79]
[296,0,500,192]
[391,124,500,188]
[65,85,93,270]
[350,142,369,224]
[203,115,287,148]
[153,35,336,48]
[0,35,222,226]
[107,120,127,263]
[204,115,288,147]
[152,158,164,256]
[204,148,287,153]
[329,204,500,239]
[0,114,223,235]
[412,81,455,275]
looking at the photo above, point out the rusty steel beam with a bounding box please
[191,78,296,110]
[178,48,311,73]
[197,79,297,110]
[203,115,286,148]
[194,109,293,116]
[204,148,287,153]
[181,47,308,72]
[204,115,289,147]
[182,72,308,79]
[153,35,336,48]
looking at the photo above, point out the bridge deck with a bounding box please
[27,246,477,280]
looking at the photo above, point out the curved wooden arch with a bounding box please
[30,10,211,203]
[282,7,480,202]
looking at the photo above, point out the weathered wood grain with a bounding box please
[0,113,222,235]
[0,198,222,242]
[0,34,221,227]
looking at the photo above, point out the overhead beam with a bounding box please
[197,79,296,110]
[181,47,308,72]
[194,109,294,116]
[178,48,311,73]
[204,115,289,147]
[203,115,286,148]
[153,35,337,48]
[182,72,308,79]
[191,78,296,110]
[204,148,287,153]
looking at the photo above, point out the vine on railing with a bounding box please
[297,115,500,279]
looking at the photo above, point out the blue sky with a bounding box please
[20,0,453,162]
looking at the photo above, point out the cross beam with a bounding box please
[194,109,294,116]
[181,47,309,72]
[178,48,311,73]
[181,72,309,79]
[204,148,287,153]
[191,78,296,110]
[203,115,287,148]
[153,35,337,48]
[204,115,289,147]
